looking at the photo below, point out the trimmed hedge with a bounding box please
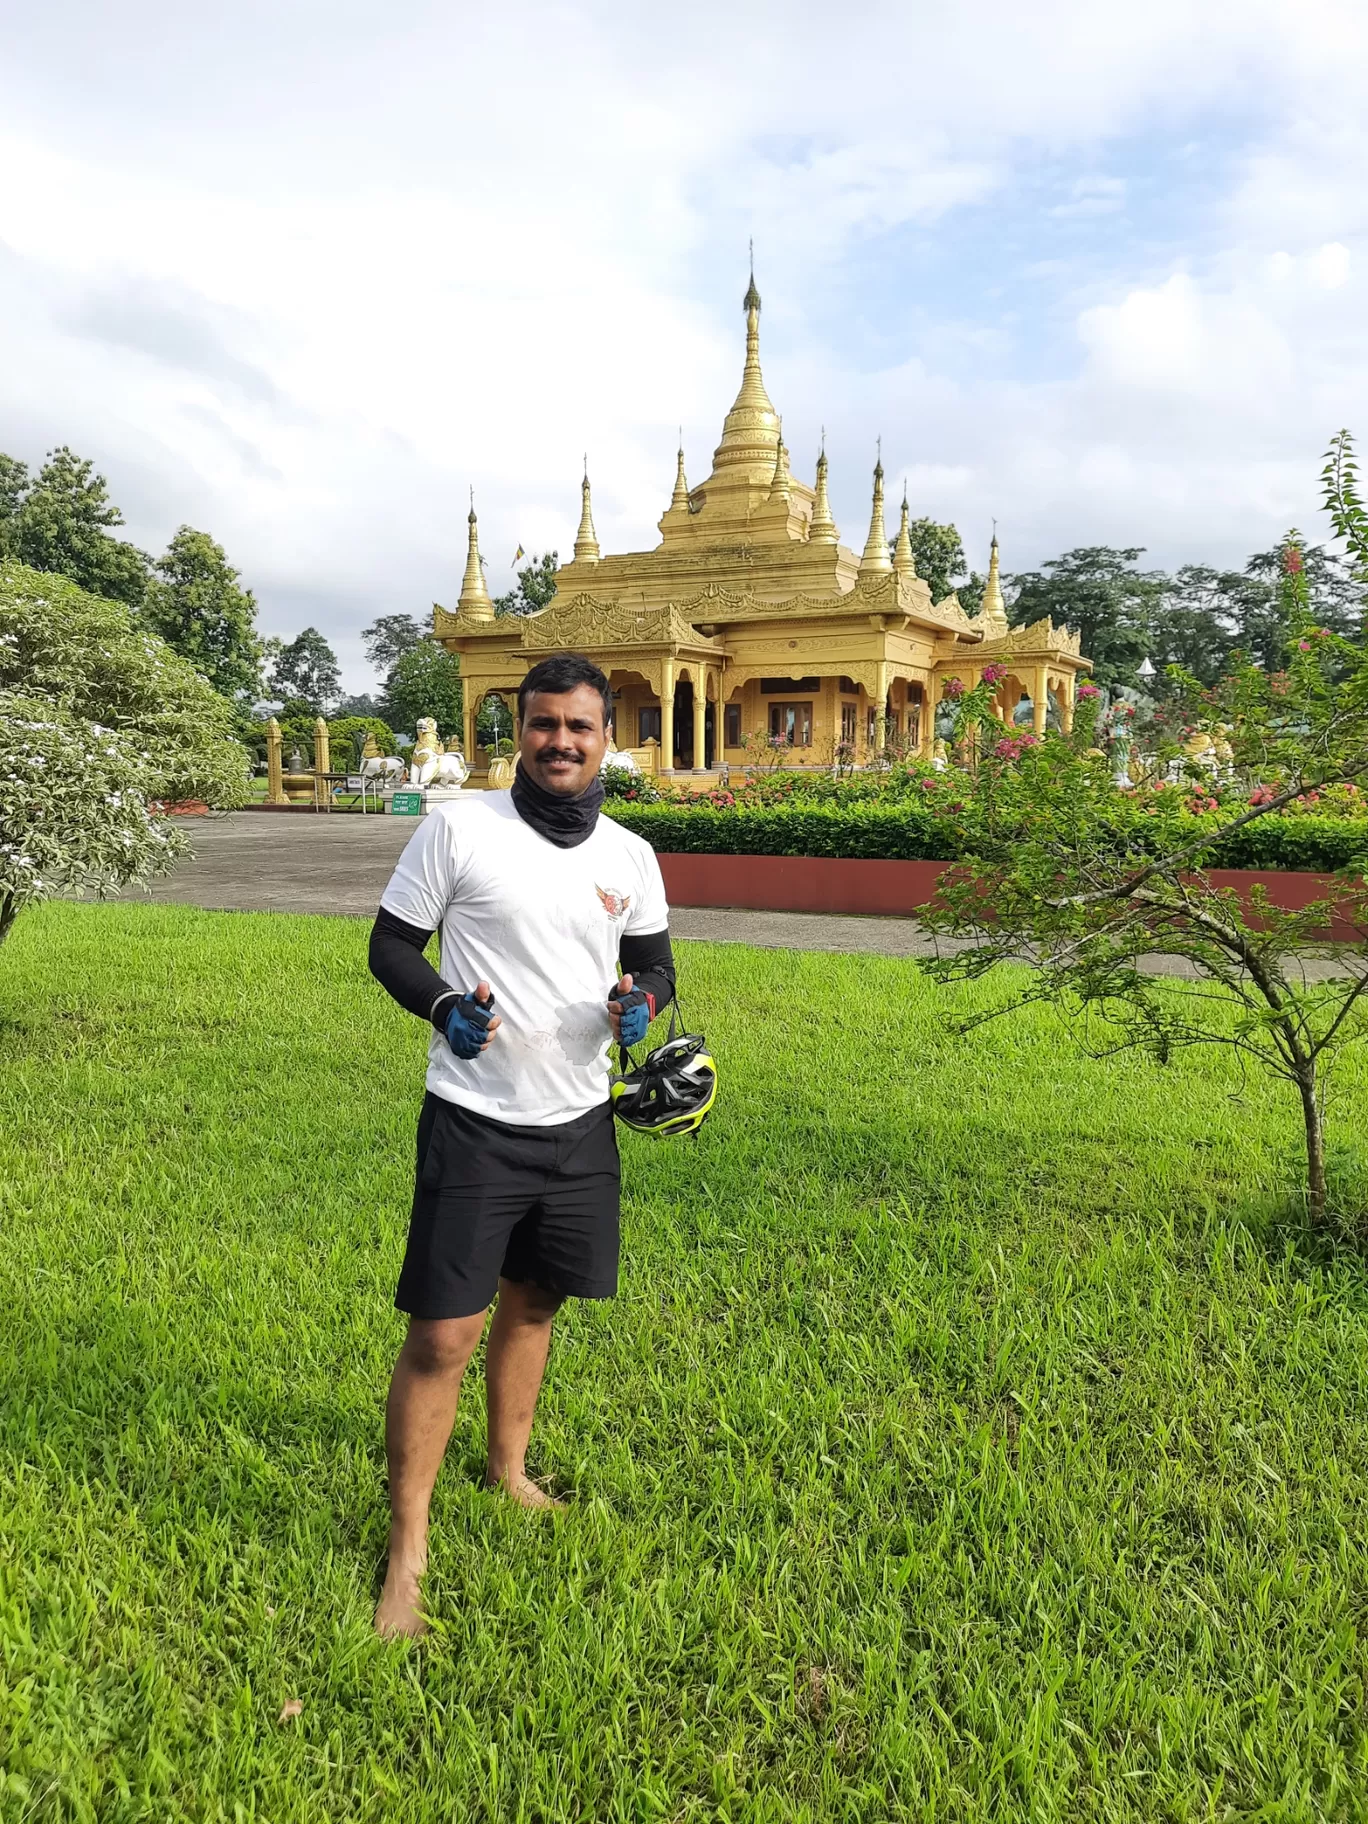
[604,800,1368,875]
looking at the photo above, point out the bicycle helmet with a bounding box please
[610,1004,717,1138]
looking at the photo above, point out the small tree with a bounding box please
[906,519,967,605]
[383,638,463,739]
[494,551,558,618]
[142,525,264,705]
[0,562,249,944]
[920,437,1368,1222]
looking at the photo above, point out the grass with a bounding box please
[4,903,1368,1821]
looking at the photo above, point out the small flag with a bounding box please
[512,545,525,565]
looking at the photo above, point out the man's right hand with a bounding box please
[442,982,501,1058]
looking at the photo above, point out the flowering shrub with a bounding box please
[980,663,1009,686]
[0,561,249,941]
[941,677,966,701]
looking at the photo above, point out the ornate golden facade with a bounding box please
[437,272,1090,778]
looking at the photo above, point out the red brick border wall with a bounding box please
[656,853,1366,939]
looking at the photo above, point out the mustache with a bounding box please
[535,747,584,762]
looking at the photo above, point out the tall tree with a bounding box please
[1148,565,1268,686]
[906,519,967,605]
[10,446,150,605]
[269,627,342,715]
[383,638,463,739]
[1010,547,1166,690]
[361,612,424,675]
[494,551,558,618]
[141,526,264,704]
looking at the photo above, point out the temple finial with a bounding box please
[458,493,495,620]
[669,440,690,511]
[893,484,915,583]
[768,416,791,500]
[743,243,761,314]
[574,466,600,563]
[809,443,837,543]
[859,453,891,575]
[980,526,1008,631]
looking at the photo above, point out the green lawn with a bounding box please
[4,904,1368,1822]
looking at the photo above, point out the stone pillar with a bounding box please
[692,671,707,771]
[313,716,331,777]
[1061,680,1075,735]
[875,661,890,753]
[1033,666,1049,737]
[464,698,479,771]
[660,659,675,773]
[265,717,287,805]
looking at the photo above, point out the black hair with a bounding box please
[517,653,613,728]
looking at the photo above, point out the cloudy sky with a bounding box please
[3,0,1366,691]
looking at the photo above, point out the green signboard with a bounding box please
[389,791,424,817]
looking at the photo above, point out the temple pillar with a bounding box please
[1033,666,1049,737]
[313,716,331,777]
[1061,679,1075,736]
[464,698,479,771]
[660,658,675,772]
[265,717,287,805]
[692,670,707,771]
[875,660,890,752]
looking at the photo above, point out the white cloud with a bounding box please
[1,0,1367,686]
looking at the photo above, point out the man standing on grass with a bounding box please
[367,652,675,1638]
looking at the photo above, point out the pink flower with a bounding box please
[1298,639,1311,650]
[1077,683,1100,699]
[942,677,966,700]
[981,663,1008,686]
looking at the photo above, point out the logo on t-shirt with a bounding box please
[596,884,632,920]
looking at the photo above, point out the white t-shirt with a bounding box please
[379,792,670,1126]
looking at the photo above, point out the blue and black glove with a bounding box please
[609,983,655,1048]
[440,987,496,1060]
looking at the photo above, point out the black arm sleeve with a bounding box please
[368,906,459,1028]
[619,926,676,1016]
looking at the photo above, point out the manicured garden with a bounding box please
[5,903,1368,1819]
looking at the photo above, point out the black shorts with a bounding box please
[395,1092,621,1320]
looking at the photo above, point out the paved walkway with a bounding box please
[132,813,943,956]
[125,812,1355,979]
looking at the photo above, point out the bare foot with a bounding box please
[374,1556,428,1638]
[487,1471,566,1511]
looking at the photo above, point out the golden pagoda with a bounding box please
[437,269,1090,777]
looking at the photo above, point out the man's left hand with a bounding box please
[608,973,655,1047]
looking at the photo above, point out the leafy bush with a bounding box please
[328,715,397,769]
[0,561,249,940]
[604,797,1368,874]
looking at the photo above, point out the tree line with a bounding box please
[7,442,1363,731]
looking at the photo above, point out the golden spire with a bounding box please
[574,461,600,563]
[893,482,915,582]
[808,441,837,543]
[858,451,891,575]
[669,438,690,511]
[768,417,791,500]
[457,493,494,620]
[980,529,1008,632]
[712,257,780,474]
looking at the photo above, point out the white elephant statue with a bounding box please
[359,733,405,787]
[601,745,639,775]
